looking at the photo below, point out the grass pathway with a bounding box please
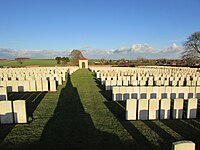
[71,69,134,149]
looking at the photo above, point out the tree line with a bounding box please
[55,57,70,64]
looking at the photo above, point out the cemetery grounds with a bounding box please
[0,69,200,150]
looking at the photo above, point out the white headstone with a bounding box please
[36,80,43,91]
[0,86,7,100]
[189,87,196,99]
[42,80,49,91]
[131,86,140,99]
[117,80,122,86]
[196,86,200,99]
[126,99,137,120]
[29,80,36,92]
[50,80,56,92]
[13,100,27,123]
[173,98,184,119]
[23,80,30,92]
[0,101,13,124]
[12,80,19,92]
[120,87,129,101]
[6,81,13,92]
[148,99,160,120]
[123,80,129,86]
[140,86,147,99]
[151,87,159,99]
[96,72,100,78]
[138,99,148,120]
[172,141,195,150]
[105,80,111,90]
[187,98,198,119]
[110,80,117,87]
[148,79,154,86]
[160,98,171,119]
[57,76,62,85]
[139,80,146,86]
[131,80,138,86]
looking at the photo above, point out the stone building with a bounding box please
[79,58,88,68]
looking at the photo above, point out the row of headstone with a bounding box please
[112,86,200,101]
[93,66,199,79]
[0,80,57,92]
[126,98,197,120]
[103,78,200,88]
[0,67,79,93]
[105,79,200,90]
[101,74,199,82]
[101,75,199,81]
[0,66,77,74]
[0,67,78,81]
[91,66,198,75]
[0,100,27,124]
[0,73,65,81]
[92,66,200,87]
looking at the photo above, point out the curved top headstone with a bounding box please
[172,140,195,150]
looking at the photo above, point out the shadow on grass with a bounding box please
[39,73,123,150]
[0,92,46,143]
[0,125,15,143]
[161,119,200,149]
[94,78,112,101]
[142,120,177,150]
[104,101,158,150]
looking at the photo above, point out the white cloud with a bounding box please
[83,49,113,59]
[113,47,130,54]
[0,48,71,59]
[156,43,184,59]
[0,43,184,60]
[160,43,183,53]
[130,43,156,53]
[113,43,156,54]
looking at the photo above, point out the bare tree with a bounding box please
[69,49,84,65]
[182,32,200,59]
[69,49,84,60]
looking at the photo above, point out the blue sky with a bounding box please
[0,0,200,59]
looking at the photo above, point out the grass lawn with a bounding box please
[0,69,200,149]
[0,59,57,67]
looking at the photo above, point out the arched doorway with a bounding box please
[82,62,85,68]
[79,58,88,68]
